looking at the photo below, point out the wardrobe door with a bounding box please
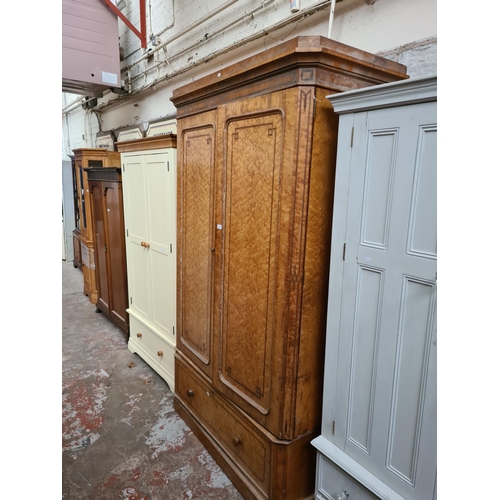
[213,92,301,438]
[123,156,151,321]
[144,152,175,340]
[90,181,110,315]
[177,111,217,379]
[102,181,128,331]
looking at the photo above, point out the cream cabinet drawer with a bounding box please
[129,315,175,390]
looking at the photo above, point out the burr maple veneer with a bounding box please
[171,36,408,500]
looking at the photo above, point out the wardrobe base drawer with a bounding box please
[176,354,269,493]
[175,352,317,500]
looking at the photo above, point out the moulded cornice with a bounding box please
[327,75,437,114]
[115,134,177,152]
[170,36,408,116]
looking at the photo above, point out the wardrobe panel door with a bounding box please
[90,182,110,314]
[123,157,151,321]
[218,111,284,417]
[145,153,175,339]
[178,119,216,377]
[103,182,128,329]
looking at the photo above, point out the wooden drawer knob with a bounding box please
[157,351,163,357]
[187,389,194,398]
[233,435,242,447]
[144,242,150,248]
[136,333,142,338]
[140,241,145,247]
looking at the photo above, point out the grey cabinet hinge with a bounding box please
[343,243,346,260]
[122,163,125,172]
[350,127,354,147]
[333,420,336,435]
[126,229,129,237]
[130,297,132,304]
[167,161,170,172]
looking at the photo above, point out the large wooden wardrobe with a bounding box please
[86,167,129,334]
[171,36,408,500]
[116,135,178,391]
[72,148,121,304]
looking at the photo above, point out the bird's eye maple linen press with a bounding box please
[170,36,408,500]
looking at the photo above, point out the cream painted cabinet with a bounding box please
[312,76,437,500]
[116,135,177,391]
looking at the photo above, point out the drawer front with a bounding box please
[130,316,175,377]
[316,453,377,500]
[176,357,270,493]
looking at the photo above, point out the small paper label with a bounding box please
[102,71,118,85]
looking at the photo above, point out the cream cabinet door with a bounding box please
[144,152,176,341]
[122,154,152,321]
[122,151,177,340]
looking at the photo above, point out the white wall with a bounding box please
[62,0,436,156]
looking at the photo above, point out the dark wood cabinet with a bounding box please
[69,155,82,270]
[72,229,82,269]
[72,148,121,303]
[86,167,129,334]
[171,36,408,500]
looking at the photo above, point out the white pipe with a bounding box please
[126,0,239,71]
[155,0,175,37]
[148,0,153,42]
[128,0,275,84]
[96,0,330,110]
[61,96,86,114]
[168,0,276,62]
[327,0,336,39]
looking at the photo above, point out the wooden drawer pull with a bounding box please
[157,351,163,357]
[136,333,142,338]
[233,435,242,447]
[187,389,194,398]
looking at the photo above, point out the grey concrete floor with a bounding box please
[62,260,244,500]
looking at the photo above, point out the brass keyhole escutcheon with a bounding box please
[233,435,242,447]
[187,389,194,398]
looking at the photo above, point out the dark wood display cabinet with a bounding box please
[72,148,121,304]
[86,167,129,334]
[171,36,408,500]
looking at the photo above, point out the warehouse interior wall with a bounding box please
[61,0,437,155]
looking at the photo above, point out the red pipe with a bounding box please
[102,0,148,49]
